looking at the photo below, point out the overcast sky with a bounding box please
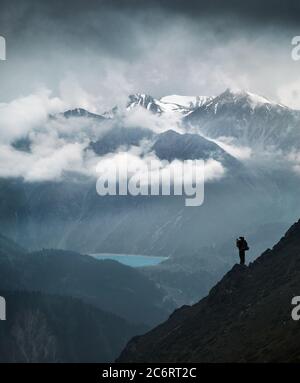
[1,0,300,110]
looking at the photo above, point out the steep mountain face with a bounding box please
[118,219,300,362]
[140,221,290,307]
[185,88,300,151]
[127,94,163,114]
[152,129,239,169]
[0,290,145,362]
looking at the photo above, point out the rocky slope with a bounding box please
[118,219,300,362]
[0,290,145,362]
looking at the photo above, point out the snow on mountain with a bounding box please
[201,88,287,113]
[56,88,300,156]
[127,93,212,117]
[185,88,300,152]
[159,95,212,110]
[127,94,163,114]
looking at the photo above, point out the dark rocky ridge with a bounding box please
[118,219,300,362]
[0,290,145,363]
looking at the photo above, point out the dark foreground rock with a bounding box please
[118,219,300,362]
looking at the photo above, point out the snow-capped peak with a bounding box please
[127,93,213,118]
[127,93,162,113]
[220,88,286,109]
[159,95,212,109]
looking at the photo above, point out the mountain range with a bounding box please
[184,88,300,152]
[126,89,300,153]
[2,88,300,312]
[51,88,300,156]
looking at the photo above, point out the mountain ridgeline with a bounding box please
[0,233,172,362]
[118,219,300,362]
[0,244,170,327]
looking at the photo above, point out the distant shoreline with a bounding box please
[88,253,168,259]
[87,253,168,268]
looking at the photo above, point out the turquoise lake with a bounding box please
[89,253,168,268]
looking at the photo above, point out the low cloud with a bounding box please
[0,89,65,144]
[0,89,110,181]
[0,93,225,183]
[277,80,300,110]
[95,149,225,206]
[0,142,88,181]
[204,158,226,181]
[123,106,183,134]
[95,149,225,186]
[207,136,253,160]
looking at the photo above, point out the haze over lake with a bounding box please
[89,253,168,268]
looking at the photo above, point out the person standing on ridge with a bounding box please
[236,236,249,265]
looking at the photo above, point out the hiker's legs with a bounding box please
[239,250,245,265]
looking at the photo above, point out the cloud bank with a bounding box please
[0,0,299,108]
[0,89,228,183]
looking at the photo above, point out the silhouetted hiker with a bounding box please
[236,236,249,265]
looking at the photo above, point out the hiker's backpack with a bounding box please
[244,241,249,251]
